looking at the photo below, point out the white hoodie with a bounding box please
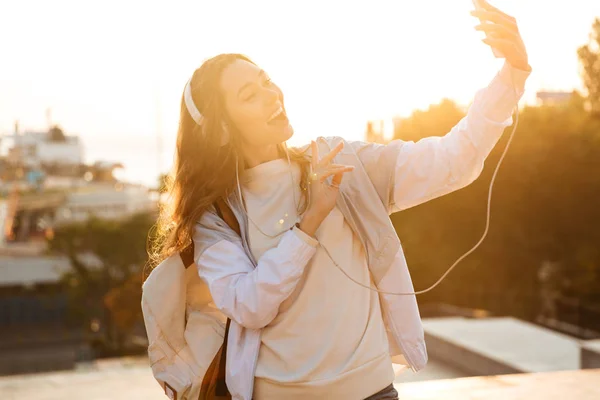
[242,159,395,399]
[142,62,531,400]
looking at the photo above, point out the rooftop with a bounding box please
[0,253,101,287]
[0,357,597,399]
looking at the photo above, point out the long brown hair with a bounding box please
[148,53,310,269]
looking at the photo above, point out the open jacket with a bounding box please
[142,62,530,400]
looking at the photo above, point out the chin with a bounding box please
[273,123,294,144]
[282,123,294,141]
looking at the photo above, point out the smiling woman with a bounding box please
[144,1,534,399]
[219,60,294,167]
[151,53,313,273]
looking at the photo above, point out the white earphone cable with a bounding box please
[323,70,520,296]
[236,70,520,296]
[322,104,519,296]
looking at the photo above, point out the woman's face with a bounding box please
[220,59,293,147]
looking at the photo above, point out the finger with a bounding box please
[482,37,515,50]
[328,163,355,170]
[483,40,528,70]
[318,142,344,168]
[475,22,518,40]
[321,166,355,176]
[481,37,521,58]
[319,166,354,182]
[471,10,517,30]
[325,165,355,174]
[311,164,349,182]
[311,140,319,170]
[476,0,516,22]
[331,171,344,188]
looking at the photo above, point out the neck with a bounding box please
[243,144,281,168]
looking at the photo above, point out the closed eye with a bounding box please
[239,72,275,101]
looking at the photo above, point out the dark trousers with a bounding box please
[364,384,399,400]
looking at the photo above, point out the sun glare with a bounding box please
[1,0,598,185]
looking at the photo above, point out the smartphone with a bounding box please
[472,0,505,58]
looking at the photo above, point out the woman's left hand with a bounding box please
[471,1,531,71]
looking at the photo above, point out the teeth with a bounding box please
[268,106,283,122]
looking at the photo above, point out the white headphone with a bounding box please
[184,78,230,146]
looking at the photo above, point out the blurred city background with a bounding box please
[1,0,600,399]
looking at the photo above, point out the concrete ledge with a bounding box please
[0,346,76,375]
[581,340,600,369]
[395,369,600,400]
[424,331,521,376]
[423,317,580,374]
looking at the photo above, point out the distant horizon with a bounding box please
[0,86,585,189]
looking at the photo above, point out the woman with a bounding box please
[153,2,531,399]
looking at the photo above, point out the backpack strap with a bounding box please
[214,318,231,396]
[180,199,240,269]
[215,198,241,237]
[208,199,239,398]
[213,200,238,396]
[180,242,195,269]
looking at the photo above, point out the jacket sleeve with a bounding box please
[349,62,531,214]
[194,227,318,330]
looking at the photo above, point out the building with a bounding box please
[3,126,83,168]
[0,122,156,375]
[0,254,93,375]
[0,182,156,246]
[536,91,573,106]
[53,182,156,226]
[0,123,156,246]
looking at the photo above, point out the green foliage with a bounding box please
[391,91,600,322]
[578,18,600,116]
[48,212,155,353]
[394,98,466,141]
[390,18,600,325]
[48,125,67,142]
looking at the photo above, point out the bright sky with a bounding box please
[1,0,599,186]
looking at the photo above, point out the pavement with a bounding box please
[396,369,600,400]
[0,356,466,399]
[1,357,599,399]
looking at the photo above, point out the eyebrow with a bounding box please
[237,70,266,98]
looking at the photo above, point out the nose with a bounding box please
[264,87,281,107]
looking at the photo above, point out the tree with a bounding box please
[390,92,600,326]
[48,125,67,142]
[394,98,465,142]
[48,212,155,355]
[578,18,600,117]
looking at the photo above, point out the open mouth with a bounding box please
[267,106,288,125]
